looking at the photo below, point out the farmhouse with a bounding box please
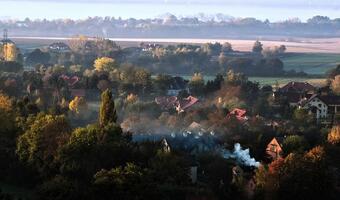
[273,81,316,106]
[299,94,340,121]
[266,137,284,160]
[278,81,315,94]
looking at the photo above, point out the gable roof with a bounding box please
[187,122,205,132]
[318,95,340,105]
[227,108,248,122]
[280,82,315,93]
[301,94,340,106]
[176,96,199,111]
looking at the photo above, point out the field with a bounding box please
[281,53,340,75]
[12,36,340,53]
[177,75,326,87]
[13,37,338,82]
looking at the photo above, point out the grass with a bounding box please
[281,53,340,75]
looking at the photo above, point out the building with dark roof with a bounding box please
[274,82,316,107]
[279,81,315,94]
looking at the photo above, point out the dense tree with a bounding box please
[93,163,148,200]
[331,75,340,94]
[26,49,51,66]
[189,72,205,96]
[327,64,340,79]
[255,147,337,200]
[252,40,263,53]
[0,61,23,73]
[99,89,117,126]
[16,114,71,175]
[94,57,117,72]
[282,135,309,156]
[58,123,128,180]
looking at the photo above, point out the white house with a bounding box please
[299,94,340,121]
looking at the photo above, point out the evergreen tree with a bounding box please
[99,89,117,126]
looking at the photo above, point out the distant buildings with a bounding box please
[48,42,71,52]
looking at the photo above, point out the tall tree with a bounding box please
[99,89,117,126]
[252,40,263,53]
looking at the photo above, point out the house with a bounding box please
[186,122,205,133]
[278,81,315,94]
[48,42,71,52]
[299,94,340,121]
[175,96,199,113]
[266,137,284,160]
[155,95,198,113]
[227,108,248,122]
[274,82,316,106]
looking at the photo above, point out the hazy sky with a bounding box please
[1,0,340,21]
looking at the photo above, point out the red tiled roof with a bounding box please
[227,108,248,122]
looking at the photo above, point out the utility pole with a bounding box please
[3,29,8,60]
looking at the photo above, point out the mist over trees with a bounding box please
[1,15,340,38]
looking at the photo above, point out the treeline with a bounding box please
[1,15,340,38]
[22,39,304,77]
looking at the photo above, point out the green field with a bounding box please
[175,75,326,87]
[282,53,340,75]
[248,77,326,87]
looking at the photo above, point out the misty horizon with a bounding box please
[1,0,340,21]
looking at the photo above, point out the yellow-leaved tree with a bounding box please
[3,43,17,61]
[94,57,117,72]
[328,125,340,145]
[0,93,12,112]
[69,96,88,114]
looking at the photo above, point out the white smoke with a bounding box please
[132,131,260,168]
[220,143,260,168]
